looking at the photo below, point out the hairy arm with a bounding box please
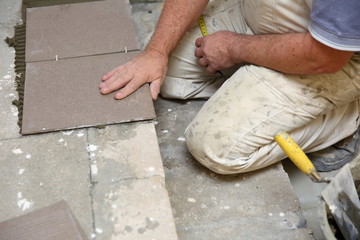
[100,0,209,100]
[195,31,354,74]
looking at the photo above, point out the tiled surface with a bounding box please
[22,52,155,134]
[0,200,88,240]
[25,0,139,62]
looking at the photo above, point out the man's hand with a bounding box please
[195,31,239,73]
[196,30,353,75]
[100,49,168,100]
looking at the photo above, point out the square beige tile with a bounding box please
[22,52,155,134]
[25,0,139,62]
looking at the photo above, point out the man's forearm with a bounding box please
[231,32,353,74]
[146,0,209,57]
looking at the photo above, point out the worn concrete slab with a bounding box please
[154,97,314,239]
[0,0,22,140]
[25,0,139,62]
[22,52,155,135]
[88,123,178,240]
[131,2,162,49]
[87,123,164,181]
[0,26,21,140]
[92,176,177,240]
[0,0,22,26]
[0,130,93,236]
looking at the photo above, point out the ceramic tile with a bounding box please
[25,0,139,62]
[0,201,89,240]
[22,52,155,134]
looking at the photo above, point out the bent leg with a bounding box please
[185,56,360,174]
[161,0,253,99]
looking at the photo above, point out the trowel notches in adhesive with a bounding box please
[274,130,360,240]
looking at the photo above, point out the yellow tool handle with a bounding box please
[274,130,321,182]
[198,15,208,37]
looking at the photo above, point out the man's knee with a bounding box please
[184,123,255,175]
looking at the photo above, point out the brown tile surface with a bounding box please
[21,52,155,135]
[0,200,89,240]
[25,0,139,62]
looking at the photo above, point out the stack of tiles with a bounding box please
[22,0,155,135]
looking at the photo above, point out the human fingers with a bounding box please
[101,66,120,81]
[149,78,163,100]
[198,57,208,67]
[206,65,217,74]
[100,70,131,95]
[114,76,146,100]
[194,47,203,58]
[195,37,203,47]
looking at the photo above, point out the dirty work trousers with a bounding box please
[160,0,360,174]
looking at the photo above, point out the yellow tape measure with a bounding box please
[198,15,208,37]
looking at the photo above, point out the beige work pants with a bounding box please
[161,0,360,174]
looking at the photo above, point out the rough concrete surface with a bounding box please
[0,130,93,234]
[0,1,22,139]
[88,123,177,240]
[154,98,314,239]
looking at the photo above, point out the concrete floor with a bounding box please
[154,97,313,239]
[0,0,322,239]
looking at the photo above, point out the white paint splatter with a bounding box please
[17,192,33,211]
[90,153,96,157]
[223,206,230,210]
[10,106,18,116]
[12,148,23,155]
[177,137,185,141]
[111,204,117,209]
[58,138,65,143]
[39,182,43,186]
[62,130,74,135]
[201,203,207,208]
[187,198,196,203]
[161,129,169,133]
[329,204,337,213]
[25,154,32,159]
[3,74,11,79]
[18,168,25,175]
[279,212,285,217]
[235,183,240,187]
[6,93,15,98]
[147,167,155,171]
[17,199,33,211]
[167,109,172,112]
[91,164,98,175]
[268,213,273,216]
[77,131,84,137]
[91,233,96,239]
[87,144,98,152]
[95,228,103,234]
